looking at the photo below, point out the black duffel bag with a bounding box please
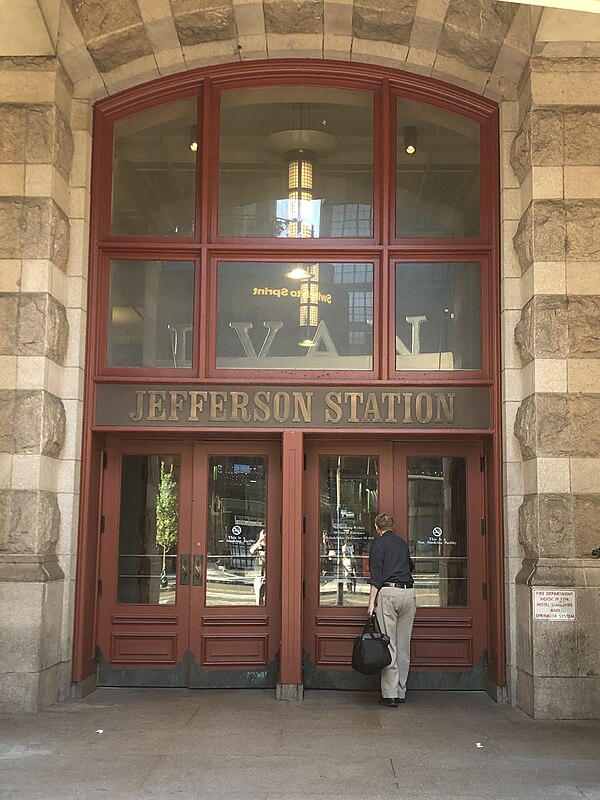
[351,613,392,675]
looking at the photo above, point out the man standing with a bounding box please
[367,513,416,707]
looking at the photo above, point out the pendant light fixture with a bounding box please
[264,112,338,347]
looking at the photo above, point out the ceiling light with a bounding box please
[285,266,312,280]
[189,124,198,152]
[404,125,417,155]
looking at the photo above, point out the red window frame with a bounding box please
[88,60,499,386]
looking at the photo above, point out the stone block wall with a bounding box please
[0,57,83,712]
[506,55,600,719]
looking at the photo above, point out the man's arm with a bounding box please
[367,583,378,616]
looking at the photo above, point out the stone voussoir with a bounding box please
[264,0,323,35]
[352,0,417,45]
[172,0,237,46]
[439,0,517,73]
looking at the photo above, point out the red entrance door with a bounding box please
[96,438,281,687]
[303,439,487,689]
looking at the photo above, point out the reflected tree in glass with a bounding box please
[155,462,179,589]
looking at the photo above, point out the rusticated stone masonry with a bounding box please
[0,293,69,362]
[514,393,600,460]
[519,493,600,561]
[0,490,60,559]
[514,295,600,365]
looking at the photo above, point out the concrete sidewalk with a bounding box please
[0,689,599,800]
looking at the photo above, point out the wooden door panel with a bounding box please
[96,440,193,685]
[188,441,281,686]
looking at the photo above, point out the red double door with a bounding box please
[96,439,282,687]
[97,437,486,688]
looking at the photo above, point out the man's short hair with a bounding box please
[375,513,394,530]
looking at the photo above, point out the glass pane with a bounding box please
[117,455,180,605]
[216,262,373,370]
[112,97,197,236]
[206,456,268,606]
[397,100,480,237]
[395,262,481,370]
[107,260,194,369]
[408,457,467,608]
[219,87,373,238]
[319,455,378,607]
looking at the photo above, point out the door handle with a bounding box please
[193,554,204,586]
[180,553,190,585]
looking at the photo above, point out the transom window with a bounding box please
[94,63,498,381]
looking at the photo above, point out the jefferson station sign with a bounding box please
[95,385,491,430]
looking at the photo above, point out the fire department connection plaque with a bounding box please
[533,589,576,621]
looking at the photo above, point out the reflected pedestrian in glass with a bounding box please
[249,529,266,605]
[367,513,416,707]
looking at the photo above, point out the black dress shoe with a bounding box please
[379,697,397,708]
[394,697,406,705]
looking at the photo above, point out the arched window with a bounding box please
[92,62,498,383]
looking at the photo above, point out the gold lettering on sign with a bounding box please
[148,391,167,421]
[402,393,413,423]
[434,392,455,423]
[209,391,227,421]
[230,391,250,422]
[119,386,465,428]
[130,391,145,422]
[292,392,312,423]
[381,392,400,423]
[254,391,271,422]
[188,391,208,421]
[325,392,343,423]
[273,391,291,423]
[169,391,186,421]
[415,392,433,424]
[363,392,383,423]
[344,392,364,423]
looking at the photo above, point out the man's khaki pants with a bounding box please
[376,587,416,700]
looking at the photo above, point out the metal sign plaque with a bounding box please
[95,385,492,430]
[533,589,576,621]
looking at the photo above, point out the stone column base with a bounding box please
[276,683,304,701]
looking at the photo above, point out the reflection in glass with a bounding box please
[219,87,373,238]
[395,262,481,370]
[206,456,268,606]
[408,457,467,607]
[319,456,378,607]
[397,100,480,237]
[216,262,373,370]
[117,455,180,605]
[112,97,197,236]
[107,260,194,368]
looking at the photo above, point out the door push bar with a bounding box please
[193,554,203,586]
[180,553,190,585]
